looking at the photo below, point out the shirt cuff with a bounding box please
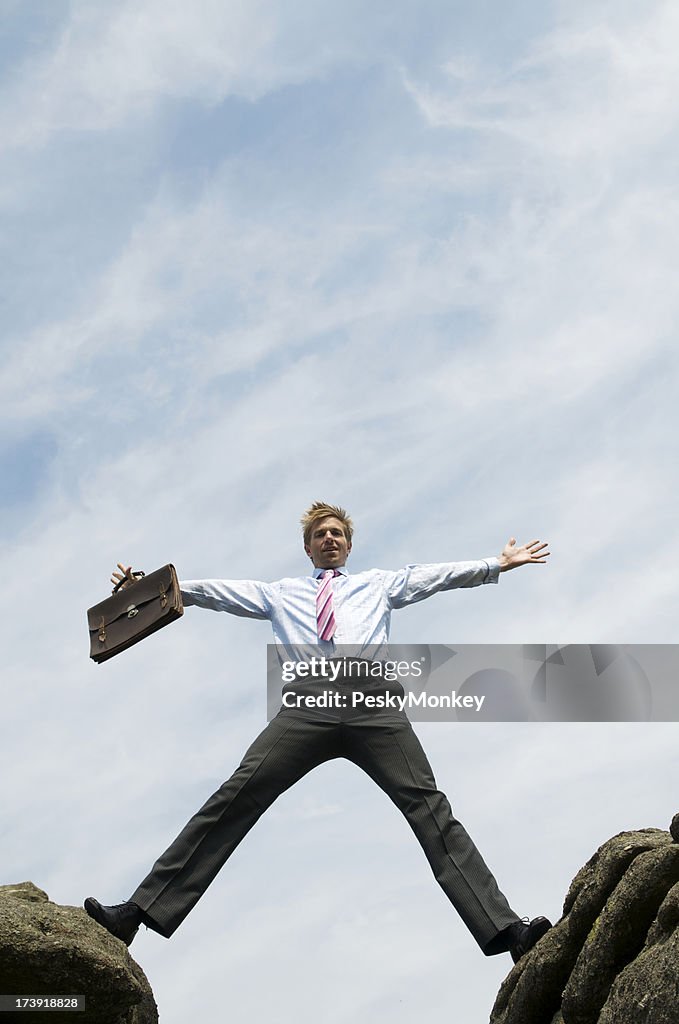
[178,582,198,606]
[483,557,500,584]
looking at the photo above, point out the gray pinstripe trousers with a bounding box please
[130,710,520,953]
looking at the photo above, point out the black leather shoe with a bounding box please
[509,916,552,963]
[84,897,142,946]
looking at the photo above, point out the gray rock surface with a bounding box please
[670,813,679,844]
[0,882,157,1024]
[490,819,679,1024]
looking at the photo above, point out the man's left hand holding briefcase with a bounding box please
[87,562,183,663]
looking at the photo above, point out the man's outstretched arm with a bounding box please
[110,562,273,619]
[386,537,550,609]
[497,538,550,572]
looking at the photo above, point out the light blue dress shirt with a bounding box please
[180,558,500,662]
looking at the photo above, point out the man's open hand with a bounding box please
[498,538,550,572]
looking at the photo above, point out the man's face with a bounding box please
[305,516,352,569]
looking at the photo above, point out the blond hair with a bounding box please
[301,502,354,547]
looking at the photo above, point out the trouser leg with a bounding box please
[343,718,520,954]
[130,715,340,936]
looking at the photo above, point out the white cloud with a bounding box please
[0,0,345,150]
[405,2,679,164]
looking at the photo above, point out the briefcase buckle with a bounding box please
[127,605,139,618]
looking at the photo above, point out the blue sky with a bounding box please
[2,2,678,1021]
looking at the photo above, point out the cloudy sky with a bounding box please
[2,1,678,1020]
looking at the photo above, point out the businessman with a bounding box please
[85,501,552,962]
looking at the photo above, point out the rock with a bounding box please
[670,813,679,843]
[561,845,679,1024]
[598,927,679,1024]
[491,918,574,1024]
[562,829,670,918]
[0,882,49,903]
[491,819,679,1024]
[0,882,157,1024]
[646,881,679,945]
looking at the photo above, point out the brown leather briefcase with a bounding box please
[87,564,183,663]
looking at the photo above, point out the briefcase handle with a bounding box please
[111,570,146,594]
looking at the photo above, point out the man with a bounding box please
[85,501,552,962]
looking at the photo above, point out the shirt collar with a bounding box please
[311,565,349,578]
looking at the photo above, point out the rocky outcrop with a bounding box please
[491,819,679,1024]
[0,882,157,1023]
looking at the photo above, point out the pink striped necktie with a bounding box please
[316,569,338,641]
